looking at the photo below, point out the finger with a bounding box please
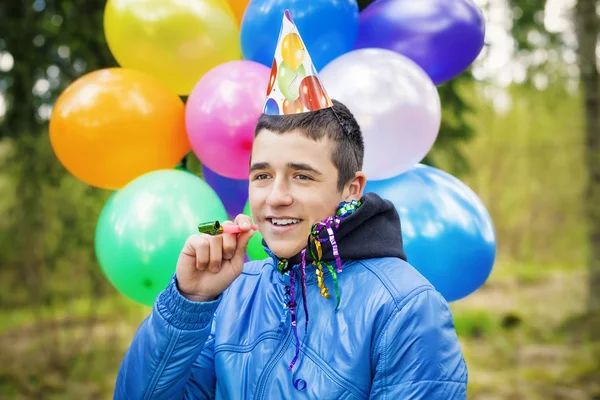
[219,220,237,260]
[233,213,253,231]
[194,237,210,272]
[222,237,237,261]
[232,228,255,266]
[208,235,223,273]
[182,234,202,255]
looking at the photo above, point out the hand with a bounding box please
[175,214,255,302]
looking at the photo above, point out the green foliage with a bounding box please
[0,0,117,139]
[457,81,586,266]
[0,133,115,309]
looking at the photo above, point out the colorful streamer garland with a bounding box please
[272,199,362,373]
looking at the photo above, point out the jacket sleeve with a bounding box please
[369,288,468,399]
[114,276,220,400]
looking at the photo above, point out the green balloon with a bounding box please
[243,201,269,261]
[277,62,306,102]
[95,169,228,306]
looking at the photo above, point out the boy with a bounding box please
[114,11,467,399]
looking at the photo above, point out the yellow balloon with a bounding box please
[281,33,305,71]
[104,0,241,95]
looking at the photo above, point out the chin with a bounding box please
[264,239,304,260]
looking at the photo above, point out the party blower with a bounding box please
[198,221,259,236]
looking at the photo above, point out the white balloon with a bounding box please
[320,48,441,180]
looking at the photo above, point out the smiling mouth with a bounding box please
[268,218,302,226]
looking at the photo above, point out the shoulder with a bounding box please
[356,259,468,389]
[353,257,437,309]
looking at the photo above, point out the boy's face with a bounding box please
[249,129,365,259]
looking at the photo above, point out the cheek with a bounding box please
[303,192,342,222]
[248,187,262,218]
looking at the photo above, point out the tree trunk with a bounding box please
[576,0,600,337]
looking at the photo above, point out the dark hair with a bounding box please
[254,99,364,191]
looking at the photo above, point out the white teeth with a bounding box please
[271,218,300,226]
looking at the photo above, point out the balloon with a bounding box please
[281,33,305,70]
[267,59,278,95]
[365,164,496,302]
[243,200,268,261]
[241,0,359,71]
[104,0,241,95]
[320,48,441,181]
[202,165,249,218]
[226,0,250,26]
[282,98,305,115]
[95,169,228,306]
[278,63,306,101]
[299,75,331,111]
[263,98,279,115]
[186,60,270,180]
[354,0,486,85]
[49,68,189,190]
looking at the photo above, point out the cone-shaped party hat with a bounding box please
[263,10,333,116]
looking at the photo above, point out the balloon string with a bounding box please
[289,69,300,95]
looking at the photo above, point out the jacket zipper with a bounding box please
[254,272,300,399]
[253,316,292,399]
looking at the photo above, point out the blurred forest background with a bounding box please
[1,0,600,399]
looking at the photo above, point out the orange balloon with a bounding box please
[281,33,305,71]
[49,68,190,190]
[226,0,250,26]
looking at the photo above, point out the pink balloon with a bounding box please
[186,60,270,179]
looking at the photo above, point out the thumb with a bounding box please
[232,229,255,264]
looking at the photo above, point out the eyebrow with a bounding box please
[249,162,323,176]
[287,162,323,176]
[249,162,269,173]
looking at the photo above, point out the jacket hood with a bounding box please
[265,191,407,267]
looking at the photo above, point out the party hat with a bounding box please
[263,10,333,116]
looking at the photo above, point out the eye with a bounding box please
[295,174,313,181]
[253,173,270,181]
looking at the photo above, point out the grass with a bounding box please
[0,295,150,334]
[449,260,600,399]
[1,260,598,399]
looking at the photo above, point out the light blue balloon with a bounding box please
[240,0,359,71]
[365,164,496,302]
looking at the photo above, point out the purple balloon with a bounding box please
[202,165,249,219]
[354,0,486,85]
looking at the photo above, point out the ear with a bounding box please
[343,171,367,201]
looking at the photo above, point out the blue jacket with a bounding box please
[114,194,468,399]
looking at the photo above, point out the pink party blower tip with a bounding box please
[222,224,259,234]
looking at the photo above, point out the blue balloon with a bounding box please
[263,98,279,115]
[365,164,496,302]
[202,165,249,219]
[240,0,359,71]
[354,0,486,85]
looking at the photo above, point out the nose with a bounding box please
[266,178,293,208]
